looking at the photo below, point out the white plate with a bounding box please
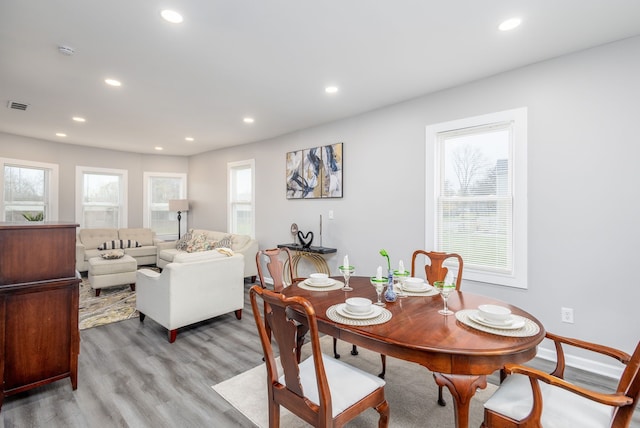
[336,303,382,319]
[469,311,525,330]
[303,278,336,288]
[402,283,432,293]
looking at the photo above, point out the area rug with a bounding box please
[78,276,138,330]
[213,335,497,427]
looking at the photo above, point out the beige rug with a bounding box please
[78,276,138,330]
[213,335,497,427]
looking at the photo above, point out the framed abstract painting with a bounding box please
[286,142,342,199]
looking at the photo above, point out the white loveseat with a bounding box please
[156,229,258,279]
[76,228,160,272]
[136,254,245,343]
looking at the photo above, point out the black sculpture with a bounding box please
[297,231,314,249]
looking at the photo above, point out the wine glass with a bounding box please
[370,277,387,306]
[394,270,409,298]
[433,280,456,315]
[338,265,355,291]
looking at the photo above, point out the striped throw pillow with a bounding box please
[98,240,141,250]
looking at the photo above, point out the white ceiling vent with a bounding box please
[7,101,29,111]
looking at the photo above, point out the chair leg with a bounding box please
[437,385,446,406]
[379,354,386,379]
[333,337,340,359]
[375,399,390,427]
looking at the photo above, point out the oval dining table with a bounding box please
[282,276,546,428]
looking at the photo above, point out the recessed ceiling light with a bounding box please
[56,133,67,137]
[325,86,339,94]
[185,137,194,142]
[499,17,521,31]
[105,78,122,87]
[72,116,86,122]
[243,117,255,124]
[161,10,183,24]
[154,146,163,151]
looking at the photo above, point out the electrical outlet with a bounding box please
[561,307,574,323]
[328,210,334,220]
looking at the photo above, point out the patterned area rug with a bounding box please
[78,275,138,330]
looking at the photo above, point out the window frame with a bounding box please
[227,159,255,238]
[142,172,187,240]
[425,107,528,289]
[76,166,128,229]
[1,157,59,221]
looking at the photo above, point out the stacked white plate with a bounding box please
[302,278,336,288]
[335,303,383,319]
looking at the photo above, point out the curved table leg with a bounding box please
[433,373,487,428]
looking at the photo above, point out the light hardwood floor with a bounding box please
[2,280,638,427]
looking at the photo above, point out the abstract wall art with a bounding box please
[286,142,342,199]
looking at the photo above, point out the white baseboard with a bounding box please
[536,347,623,380]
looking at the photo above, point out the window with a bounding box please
[228,160,255,237]
[76,166,127,229]
[143,172,187,240]
[426,108,527,288]
[1,158,59,221]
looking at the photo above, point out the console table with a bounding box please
[277,243,337,281]
[0,221,80,410]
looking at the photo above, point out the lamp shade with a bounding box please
[168,199,189,212]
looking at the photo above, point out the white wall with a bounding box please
[0,134,189,226]
[189,36,640,365]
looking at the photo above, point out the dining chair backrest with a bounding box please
[249,285,389,427]
[256,247,295,291]
[411,250,463,290]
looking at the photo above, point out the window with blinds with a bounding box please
[228,159,255,237]
[427,108,527,288]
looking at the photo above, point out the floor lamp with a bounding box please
[168,199,189,239]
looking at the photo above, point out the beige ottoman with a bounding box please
[88,255,137,296]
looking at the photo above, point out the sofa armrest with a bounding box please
[156,240,177,251]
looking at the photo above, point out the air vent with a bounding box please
[7,101,29,111]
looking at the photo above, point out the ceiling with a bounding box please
[1,1,640,156]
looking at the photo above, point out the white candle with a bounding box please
[398,260,405,274]
[343,255,349,268]
[376,266,382,280]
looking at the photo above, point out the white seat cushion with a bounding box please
[484,373,614,428]
[279,353,385,417]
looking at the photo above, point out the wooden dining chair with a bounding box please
[256,247,356,362]
[482,333,640,428]
[250,285,390,428]
[256,247,308,362]
[411,250,464,405]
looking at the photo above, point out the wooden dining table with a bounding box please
[282,276,545,428]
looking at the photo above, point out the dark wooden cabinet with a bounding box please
[0,222,80,410]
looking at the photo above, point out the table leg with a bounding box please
[433,373,487,428]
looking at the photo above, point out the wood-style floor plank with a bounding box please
[1,280,638,427]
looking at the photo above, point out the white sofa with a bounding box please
[76,228,160,272]
[156,229,258,279]
[136,254,245,343]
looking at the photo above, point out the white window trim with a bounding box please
[76,166,128,229]
[227,159,255,238]
[425,107,528,289]
[0,157,59,221]
[142,171,187,240]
